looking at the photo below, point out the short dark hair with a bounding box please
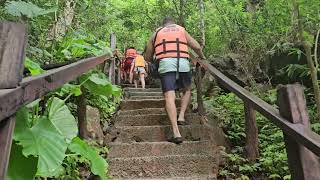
[128,47,135,49]
[162,17,175,26]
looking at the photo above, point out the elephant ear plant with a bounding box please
[7,59,121,180]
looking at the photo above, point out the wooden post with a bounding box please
[0,23,27,88]
[77,86,89,139]
[0,22,27,179]
[0,117,16,179]
[278,84,320,180]
[117,57,121,85]
[195,63,205,116]
[244,101,259,162]
[109,33,116,84]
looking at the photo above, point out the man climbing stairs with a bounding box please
[105,86,226,179]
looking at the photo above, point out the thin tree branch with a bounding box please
[315,29,320,69]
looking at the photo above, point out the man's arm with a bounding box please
[185,31,205,59]
[144,32,156,62]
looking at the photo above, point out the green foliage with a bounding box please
[80,70,122,97]
[9,96,110,179]
[55,34,113,61]
[205,89,289,179]
[13,107,68,177]
[24,57,45,76]
[47,97,78,141]
[7,143,38,180]
[5,1,56,18]
[87,94,118,120]
[69,137,108,180]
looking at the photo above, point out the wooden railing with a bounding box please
[193,54,320,180]
[0,22,118,179]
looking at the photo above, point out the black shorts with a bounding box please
[160,72,192,93]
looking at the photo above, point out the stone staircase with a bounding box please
[105,87,226,179]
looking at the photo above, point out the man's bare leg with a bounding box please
[178,88,191,122]
[129,71,133,84]
[164,91,181,138]
[140,73,145,89]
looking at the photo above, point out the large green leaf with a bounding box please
[111,85,122,97]
[14,115,68,177]
[5,1,57,18]
[47,97,78,141]
[68,137,108,180]
[55,83,82,97]
[83,73,113,96]
[7,142,38,180]
[24,58,45,76]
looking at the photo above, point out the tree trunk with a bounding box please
[179,0,186,27]
[198,0,205,48]
[292,0,320,121]
[48,0,76,40]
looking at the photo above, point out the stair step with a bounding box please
[115,113,200,126]
[130,96,164,100]
[108,154,218,179]
[121,84,157,88]
[129,91,163,97]
[117,108,190,116]
[124,88,162,92]
[108,141,218,158]
[113,175,217,180]
[112,125,213,143]
[120,99,181,110]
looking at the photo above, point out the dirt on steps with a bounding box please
[108,154,219,179]
[106,86,227,179]
[108,141,223,158]
[120,99,181,110]
[114,113,201,126]
[130,96,164,100]
[117,107,190,116]
[114,176,217,180]
[110,125,214,143]
[124,87,162,92]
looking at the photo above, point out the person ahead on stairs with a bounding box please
[123,47,137,83]
[144,17,206,144]
[130,51,148,89]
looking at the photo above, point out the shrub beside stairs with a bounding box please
[104,86,227,179]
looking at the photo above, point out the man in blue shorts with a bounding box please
[145,17,206,144]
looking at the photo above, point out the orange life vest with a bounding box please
[134,55,145,67]
[154,24,189,60]
[125,48,137,58]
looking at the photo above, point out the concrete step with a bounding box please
[117,108,190,116]
[112,125,213,143]
[129,91,163,97]
[108,154,218,179]
[115,113,200,126]
[113,176,217,180]
[129,96,164,100]
[124,88,162,92]
[108,141,218,158]
[121,84,158,88]
[120,99,181,110]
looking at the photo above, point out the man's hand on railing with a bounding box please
[192,57,208,70]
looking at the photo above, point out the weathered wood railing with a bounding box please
[193,55,320,180]
[0,22,118,178]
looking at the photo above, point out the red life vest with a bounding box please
[154,24,189,60]
[125,48,137,58]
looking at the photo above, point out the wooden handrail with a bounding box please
[0,55,111,123]
[196,59,320,155]
[192,55,320,179]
